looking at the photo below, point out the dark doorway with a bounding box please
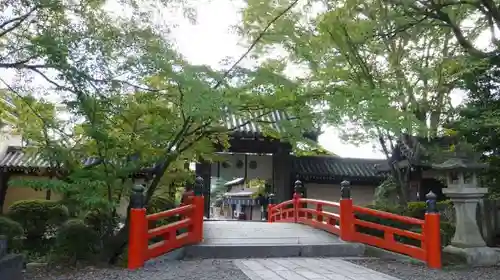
[419,178,447,201]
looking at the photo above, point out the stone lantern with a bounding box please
[432,157,500,265]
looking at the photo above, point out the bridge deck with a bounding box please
[202,221,344,245]
[185,221,363,259]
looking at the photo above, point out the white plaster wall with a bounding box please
[0,133,22,157]
[211,153,273,183]
[219,204,263,221]
[305,183,377,213]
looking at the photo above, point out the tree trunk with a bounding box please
[378,135,408,206]
[100,203,132,264]
[100,223,129,264]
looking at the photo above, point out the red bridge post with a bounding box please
[128,185,148,270]
[267,193,275,222]
[293,191,301,223]
[339,180,355,242]
[424,191,442,269]
[191,177,205,243]
[295,180,305,218]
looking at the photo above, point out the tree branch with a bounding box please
[0,6,39,38]
[212,0,300,89]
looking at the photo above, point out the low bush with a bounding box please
[51,219,99,265]
[147,195,180,229]
[84,209,119,240]
[147,195,175,214]
[355,201,456,248]
[405,200,454,220]
[8,199,69,251]
[0,216,23,251]
[440,221,456,246]
[58,194,82,218]
[354,204,415,244]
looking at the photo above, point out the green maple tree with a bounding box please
[1,0,321,262]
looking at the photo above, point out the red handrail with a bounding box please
[128,195,204,269]
[268,192,441,269]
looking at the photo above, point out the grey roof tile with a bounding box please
[224,110,289,138]
[293,156,387,180]
[0,148,50,168]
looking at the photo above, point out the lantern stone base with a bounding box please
[443,245,500,266]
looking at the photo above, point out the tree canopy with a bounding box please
[4,0,500,262]
[237,0,500,203]
[1,0,322,262]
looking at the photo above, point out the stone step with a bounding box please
[180,221,366,259]
[0,237,24,280]
[0,238,6,259]
[184,242,366,259]
[0,254,24,280]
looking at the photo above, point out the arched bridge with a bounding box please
[127,178,442,270]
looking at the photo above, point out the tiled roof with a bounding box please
[0,147,104,170]
[0,148,50,169]
[293,156,387,181]
[224,111,289,138]
[0,147,154,174]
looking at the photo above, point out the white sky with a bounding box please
[169,0,386,159]
[3,0,476,159]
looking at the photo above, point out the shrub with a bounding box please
[440,221,456,246]
[354,204,414,243]
[51,219,99,264]
[405,200,454,220]
[58,194,82,218]
[84,209,119,240]
[355,202,456,248]
[8,200,69,250]
[147,195,175,214]
[147,195,179,227]
[0,216,23,251]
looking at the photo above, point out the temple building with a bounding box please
[196,112,387,218]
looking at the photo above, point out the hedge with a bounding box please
[51,219,100,264]
[0,216,23,251]
[8,200,69,251]
[354,201,455,248]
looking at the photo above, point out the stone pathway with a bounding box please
[234,258,401,280]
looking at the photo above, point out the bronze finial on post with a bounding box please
[130,185,145,209]
[194,176,204,196]
[426,191,438,213]
[340,180,351,199]
[267,193,276,205]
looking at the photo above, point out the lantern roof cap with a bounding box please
[431,157,487,171]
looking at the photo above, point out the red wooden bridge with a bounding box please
[127,178,442,270]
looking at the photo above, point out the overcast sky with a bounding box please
[167,0,388,159]
[4,0,475,159]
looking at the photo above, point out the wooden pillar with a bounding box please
[0,170,11,214]
[272,149,292,203]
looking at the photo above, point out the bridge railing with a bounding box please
[127,177,205,269]
[268,180,442,269]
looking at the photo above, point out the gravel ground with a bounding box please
[23,259,250,280]
[348,259,500,280]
